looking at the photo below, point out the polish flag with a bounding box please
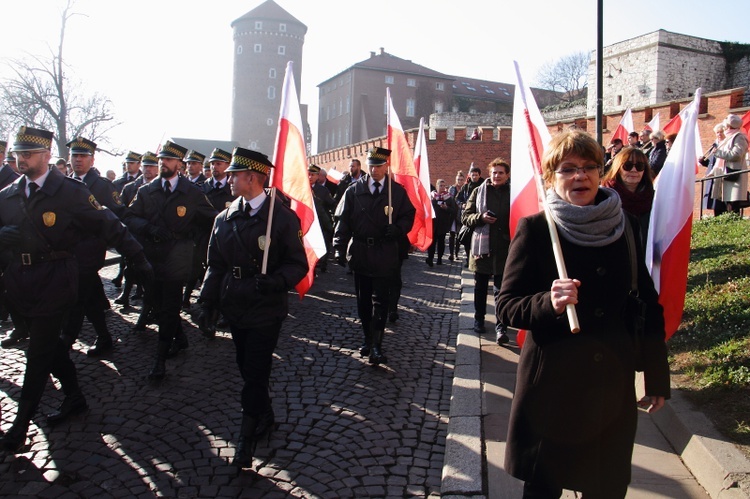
[662,113,682,136]
[509,61,550,238]
[646,89,702,340]
[510,62,553,347]
[272,61,327,298]
[645,113,660,132]
[326,168,344,185]
[414,118,435,220]
[610,107,633,145]
[386,88,432,251]
[741,109,750,137]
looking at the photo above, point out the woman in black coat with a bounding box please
[496,130,670,498]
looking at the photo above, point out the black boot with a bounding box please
[46,392,88,426]
[254,406,275,437]
[133,304,153,332]
[166,331,189,358]
[114,279,133,306]
[148,342,169,381]
[87,335,114,357]
[232,415,259,469]
[0,399,36,452]
[369,328,387,365]
[1,328,29,348]
[359,325,372,358]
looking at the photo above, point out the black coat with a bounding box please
[649,140,667,176]
[430,192,458,235]
[113,171,141,194]
[333,175,415,277]
[121,176,147,208]
[202,178,236,212]
[0,169,143,316]
[496,211,670,493]
[199,195,308,328]
[0,165,19,190]
[125,177,217,282]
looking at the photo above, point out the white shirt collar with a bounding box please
[26,168,51,196]
[244,190,267,216]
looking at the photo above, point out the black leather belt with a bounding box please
[231,266,257,279]
[19,251,73,265]
[353,234,382,247]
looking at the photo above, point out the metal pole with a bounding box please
[596,0,604,145]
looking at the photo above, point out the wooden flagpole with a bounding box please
[260,187,277,274]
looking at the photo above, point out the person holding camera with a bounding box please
[461,158,511,344]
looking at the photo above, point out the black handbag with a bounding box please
[624,218,647,371]
[725,167,741,182]
[457,224,472,246]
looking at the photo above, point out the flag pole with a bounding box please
[387,163,393,224]
[260,186,277,274]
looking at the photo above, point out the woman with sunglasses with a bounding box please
[602,147,655,244]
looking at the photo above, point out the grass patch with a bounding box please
[669,213,750,455]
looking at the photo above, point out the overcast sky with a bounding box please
[1,0,749,164]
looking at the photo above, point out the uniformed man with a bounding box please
[0,141,17,189]
[5,150,19,173]
[124,140,217,380]
[333,147,415,364]
[184,149,207,185]
[197,147,308,469]
[113,151,142,194]
[115,151,159,308]
[308,164,335,273]
[62,136,127,357]
[202,159,212,180]
[0,126,152,452]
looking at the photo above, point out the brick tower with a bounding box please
[231,0,307,156]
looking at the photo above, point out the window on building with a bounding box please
[269,68,276,79]
[385,75,394,84]
[278,46,285,55]
[236,45,243,55]
[266,118,274,126]
[383,96,388,115]
[406,98,415,117]
[279,23,286,32]
[339,99,343,116]
[436,82,444,91]
[250,140,258,149]
[255,21,262,30]
[434,101,444,113]
[407,78,416,87]
[267,86,276,100]
[346,96,350,114]
[254,44,261,53]
[617,95,622,106]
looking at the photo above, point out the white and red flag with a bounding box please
[741,109,750,137]
[645,113,660,133]
[386,88,432,251]
[610,107,633,145]
[325,168,344,185]
[271,61,327,299]
[414,118,435,220]
[646,89,702,340]
[662,113,682,136]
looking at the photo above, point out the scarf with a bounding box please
[470,180,492,258]
[546,187,625,247]
[432,190,451,202]
[603,178,654,217]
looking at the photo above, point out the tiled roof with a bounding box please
[232,0,306,28]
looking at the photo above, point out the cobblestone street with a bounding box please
[0,253,462,497]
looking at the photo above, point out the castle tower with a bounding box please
[231,0,307,156]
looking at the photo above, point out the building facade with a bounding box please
[231,0,308,157]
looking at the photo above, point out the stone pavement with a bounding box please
[0,252,461,497]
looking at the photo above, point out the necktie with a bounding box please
[373,181,381,196]
[28,182,39,200]
[244,200,251,215]
[164,181,171,195]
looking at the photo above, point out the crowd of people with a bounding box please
[0,111,747,495]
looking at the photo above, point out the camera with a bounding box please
[486,210,496,217]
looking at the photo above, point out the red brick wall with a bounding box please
[310,88,748,219]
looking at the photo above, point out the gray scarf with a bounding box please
[546,187,625,247]
[470,180,492,258]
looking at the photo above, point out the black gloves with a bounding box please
[256,274,285,293]
[382,224,402,240]
[334,249,347,266]
[130,252,154,284]
[147,225,172,242]
[0,226,21,248]
[197,302,218,339]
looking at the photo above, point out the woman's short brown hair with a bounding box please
[541,130,604,183]
[603,146,654,187]
[488,157,510,174]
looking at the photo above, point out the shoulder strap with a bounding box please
[623,217,638,294]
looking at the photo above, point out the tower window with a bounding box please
[385,75,394,84]
[407,78,416,87]
[278,46,285,55]
[254,44,261,53]
[406,98,415,117]
[268,86,276,100]
[236,45,243,55]
[269,68,276,79]
[255,21,262,30]
[279,23,286,32]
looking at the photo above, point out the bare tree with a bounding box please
[0,0,119,158]
[536,51,590,103]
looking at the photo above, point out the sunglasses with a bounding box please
[623,161,647,172]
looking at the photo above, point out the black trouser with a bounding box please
[231,321,282,416]
[523,481,627,499]
[448,230,457,257]
[354,273,390,334]
[387,260,403,315]
[427,232,447,262]
[474,272,502,326]
[21,313,80,409]
[151,280,184,345]
[62,272,110,344]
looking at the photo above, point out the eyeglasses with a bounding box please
[622,161,647,172]
[554,165,601,178]
[11,150,45,159]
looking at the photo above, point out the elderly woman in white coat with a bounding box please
[710,114,749,215]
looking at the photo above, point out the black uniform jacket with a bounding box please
[199,194,308,329]
[0,165,19,190]
[121,175,146,208]
[0,169,143,317]
[496,211,670,492]
[113,171,141,193]
[202,178,236,212]
[333,175,415,278]
[125,176,217,282]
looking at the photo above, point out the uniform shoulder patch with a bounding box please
[112,191,123,206]
[89,194,103,210]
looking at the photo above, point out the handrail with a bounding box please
[695,168,750,218]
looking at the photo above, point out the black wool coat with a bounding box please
[496,211,670,493]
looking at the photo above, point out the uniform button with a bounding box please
[594,353,604,362]
[596,266,606,276]
[594,308,604,318]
